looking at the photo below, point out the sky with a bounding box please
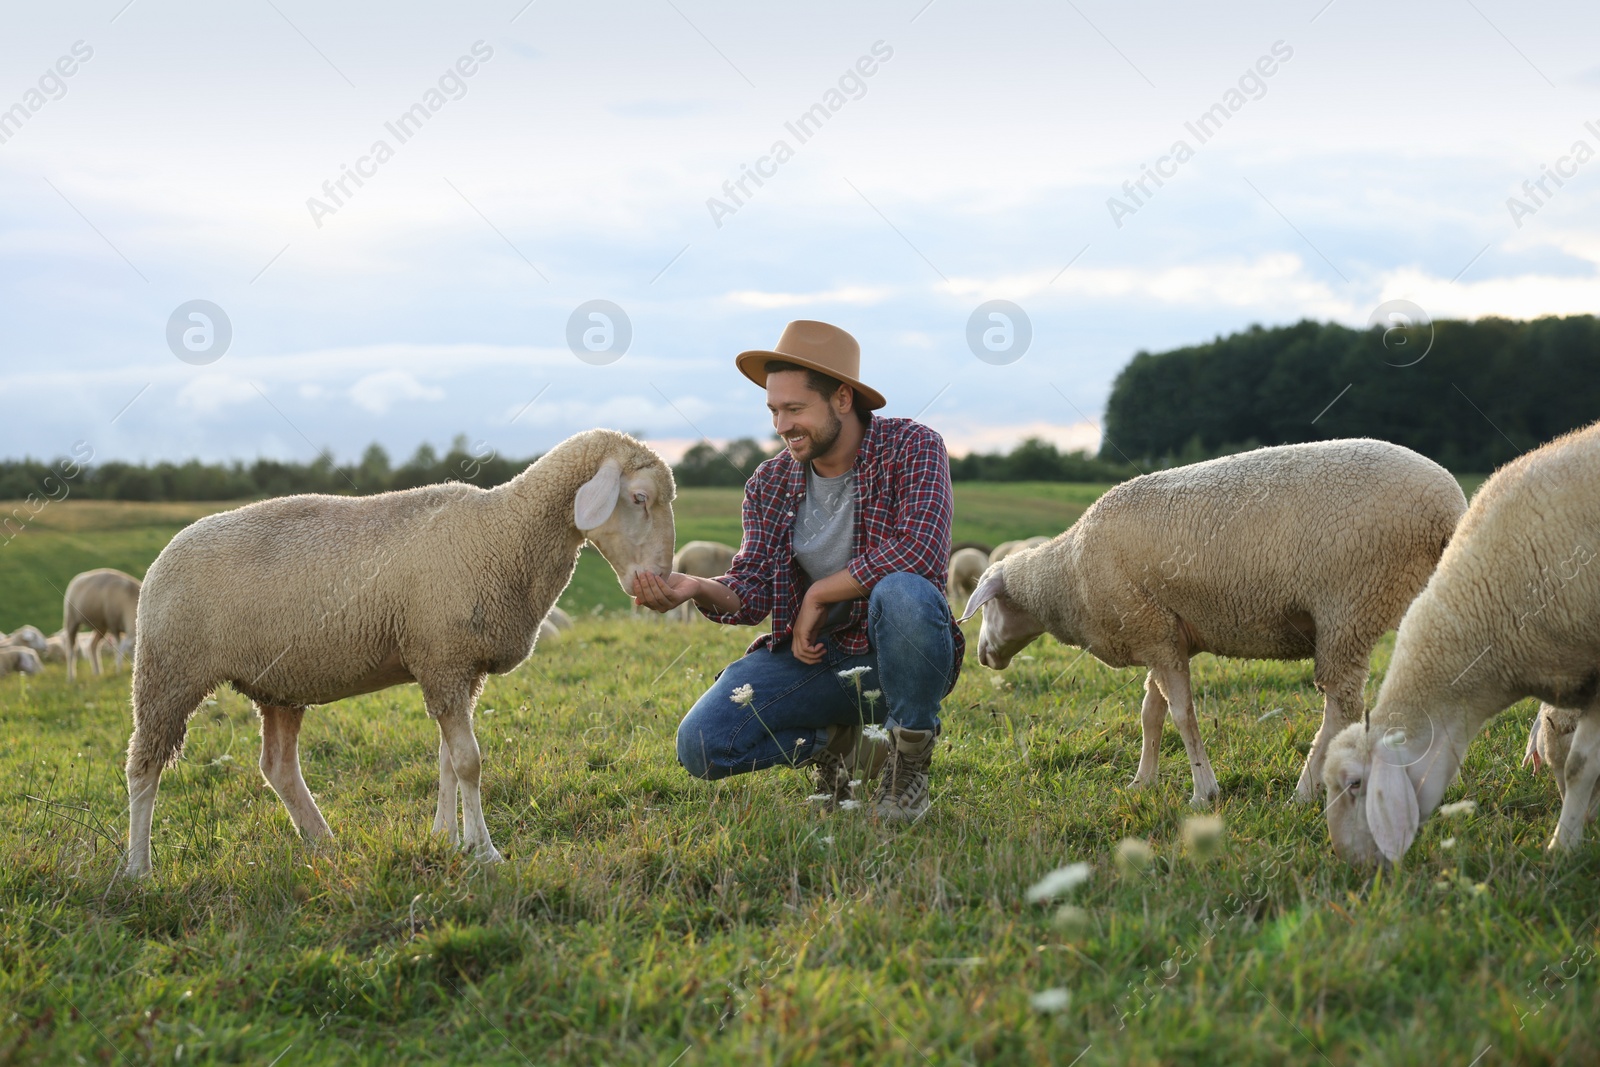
[2,0,1598,467]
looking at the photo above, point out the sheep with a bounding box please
[989,536,1049,565]
[962,438,1466,807]
[122,429,676,878]
[63,568,141,682]
[946,546,989,604]
[1323,421,1600,863]
[2,625,49,655]
[669,540,736,621]
[545,605,574,632]
[0,647,43,678]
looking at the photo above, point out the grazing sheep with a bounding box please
[963,439,1466,806]
[122,429,676,878]
[0,647,43,678]
[1324,422,1600,863]
[989,536,1049,565]
[63,568,141,682]
[2,625,49,655]
[669,540,737,621]
[946,546,989,604]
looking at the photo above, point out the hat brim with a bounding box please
[735,349,887,411]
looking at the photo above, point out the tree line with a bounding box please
[1101,315,1600,472]
[0,430,1133,504]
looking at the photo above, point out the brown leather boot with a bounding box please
[807,724,890,806]
[871,726,936,823]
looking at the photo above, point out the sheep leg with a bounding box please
[1296,663,1366,803]
[1129,670,1167,789]
[125,681,210,877]
[257,705,334,843]
[1549,711,1600,852]
[91,634,106,676]
[432,736,460,844]
[427,678,502,863]
[65,624,79,683]
[1155,663,1219,807]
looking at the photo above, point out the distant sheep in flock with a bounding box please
[962,439,1466,807]
[0,646,43,678]
[63,568,140,682]
[1325,421,1600,864]
[669,540,736,621]
[122,429,676,878]
[1,625,48,655]
[989,536,1048,565]
[946,546,989,604]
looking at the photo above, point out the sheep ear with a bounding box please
[959,567,1005,623]
[1523,716,1543,771]
[574,458,623,531]
[1366,754,1419,863]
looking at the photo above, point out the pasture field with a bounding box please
[0,482,1103,634]
[1,476,1593,1065]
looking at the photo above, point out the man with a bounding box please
[633,319,964,822]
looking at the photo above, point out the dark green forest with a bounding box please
[1101,315,1600,471]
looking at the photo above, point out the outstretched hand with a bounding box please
[632,571,701,614]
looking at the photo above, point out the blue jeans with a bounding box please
[676,571,956,780]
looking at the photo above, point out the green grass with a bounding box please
[2,620,1593,1064]
[4,478,1590,1065]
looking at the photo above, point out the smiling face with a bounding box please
[766,369,848,465]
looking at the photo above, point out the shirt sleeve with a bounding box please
[699,471,778,627]
[846,424,954,594]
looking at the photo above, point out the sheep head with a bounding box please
[959,561,1045,670]
[1524,704,1577,798]
[1323,721,1423,867]
[573,447,677,598]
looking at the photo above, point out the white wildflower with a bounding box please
[863,689,882,706]
[1440,837,1456,850]
[862,724,890,742]
[838,799,862,811]
[1437,799,1477,818]
[1053,904,1091,934]
[1182,814,1226,858]
[1030,988,1070,1013]
[730,684,755,706]
[1025,862,1091,903]
[1115,838,1154,875]
[836,666,872,680]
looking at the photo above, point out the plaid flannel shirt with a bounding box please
[701,414,964,695]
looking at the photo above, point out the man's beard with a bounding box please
[790,407,842,461]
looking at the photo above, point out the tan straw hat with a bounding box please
[735,319,886,411]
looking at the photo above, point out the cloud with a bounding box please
[941,254,1355,318]
[724,286,898,309]
[175,375,258,415]
[1375,266,1600,321]
[349,371,446,415]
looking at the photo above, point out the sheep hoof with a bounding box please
[1189,793,1216,810]
[1546,828,1582,853]
[1125,775,1155,791]
[474,844,505,865]
[121,862,152,881]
